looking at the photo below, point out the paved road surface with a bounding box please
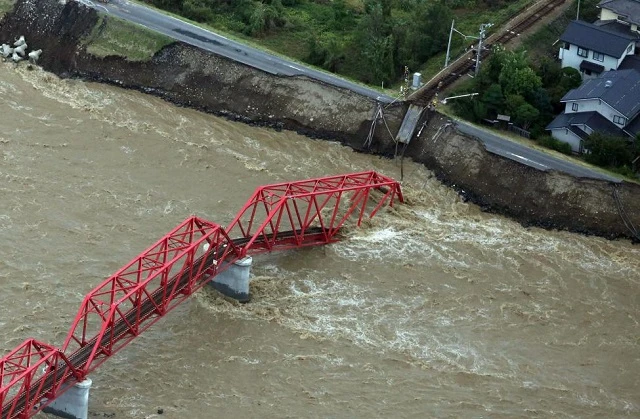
[78,0,395,103]
[453,119,622,183]
[78,0,621,183]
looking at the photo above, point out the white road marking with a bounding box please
[502,151,549,170]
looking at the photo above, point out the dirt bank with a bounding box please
[1,0,639,241]
[407,111,640,240]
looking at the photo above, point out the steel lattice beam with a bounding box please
[226,171,403,256]
[0,171,403,419]
[0,339,80,419]
[62,216,239,375]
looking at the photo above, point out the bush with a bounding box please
[612,165,637,178]
[537,135,572,155]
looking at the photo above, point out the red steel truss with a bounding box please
[226,171,404,255]
[0,171,402,418]
[61,217,240,374]
[0,340,81,419]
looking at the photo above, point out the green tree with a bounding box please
[481,83,504,117]
[243,0,287,36]
[395,1,452,77]
[306,34,345,73]
[514,103,539,130]
[500,65,542,98]
[351,1,395,84]
[547,67,582,111]
[536,56,562,88]
[584,133,636,167]
[478,45,507,87]
[504,94,526,116]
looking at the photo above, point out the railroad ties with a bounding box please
[409,0,568,106]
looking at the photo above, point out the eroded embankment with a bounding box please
[408,112,640,240]
[1,0,639,240]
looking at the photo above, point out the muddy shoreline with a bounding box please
[2,0,639,241]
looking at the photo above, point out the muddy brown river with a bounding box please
[0,63,639,418]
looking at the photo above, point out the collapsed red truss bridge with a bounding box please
[0,171,403,418]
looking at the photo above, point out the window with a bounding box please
[572,103,579,111]
[593,51,604,62]
[577,47,589,57]
[563,42,570,50]
[613,115,626,125]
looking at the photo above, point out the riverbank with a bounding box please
[1,0,639,241]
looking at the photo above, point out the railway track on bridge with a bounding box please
[410,0,567,106]
[1,171,404,419]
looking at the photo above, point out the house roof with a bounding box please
[546,111,626,137]
[561,69,640,118]
[560,20,636,57]
[598,0,640,26]
[569,125,590,139]
[594,20,640,39]
[625,114,640,136]
[619,54,640,71]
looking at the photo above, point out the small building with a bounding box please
[546,69,640,153]
[558,20,637,78]
[597,0,640,35]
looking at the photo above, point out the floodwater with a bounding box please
[0,62,638,418]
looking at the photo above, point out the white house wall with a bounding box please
[563,99,626,126]
[616,42,636,67]
[559,44,620,73]
[550,128,583,153]
[599,8,619,21]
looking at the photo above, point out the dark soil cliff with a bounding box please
[1,0,639,241]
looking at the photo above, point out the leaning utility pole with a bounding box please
[445,20,455,68]
[474,23,492,77]
[444,20,481,68]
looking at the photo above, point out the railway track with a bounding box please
[1,229,326,419]
[409,0,567,105]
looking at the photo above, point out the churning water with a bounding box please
[0,63,638,418]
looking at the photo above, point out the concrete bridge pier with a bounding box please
[211,256,252,302]
[43,378,92,419]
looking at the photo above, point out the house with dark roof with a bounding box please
[558,20,637,78]
[546,69,640,152]
[598,0,640,34]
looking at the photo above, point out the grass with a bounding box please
[82,15,173,61]
[0,0,15,17]
[412,0,535,85]
[521,0,601,63]
[124,0,544,95]
[123,0,392,94]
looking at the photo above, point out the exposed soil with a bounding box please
[1,0,639,241]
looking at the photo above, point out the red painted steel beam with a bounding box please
[226,171,403,256]
[1,171,403,419]
[0,339,80,419]
[61,216,239,375]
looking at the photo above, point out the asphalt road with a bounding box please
[453,119,622,183]
[77,0,621,183]
[78,0,395,103]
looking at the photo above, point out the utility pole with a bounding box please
[474,23,492,77]
[445,20,455,68]
[444,20,480,68]
[576,0,581,20]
